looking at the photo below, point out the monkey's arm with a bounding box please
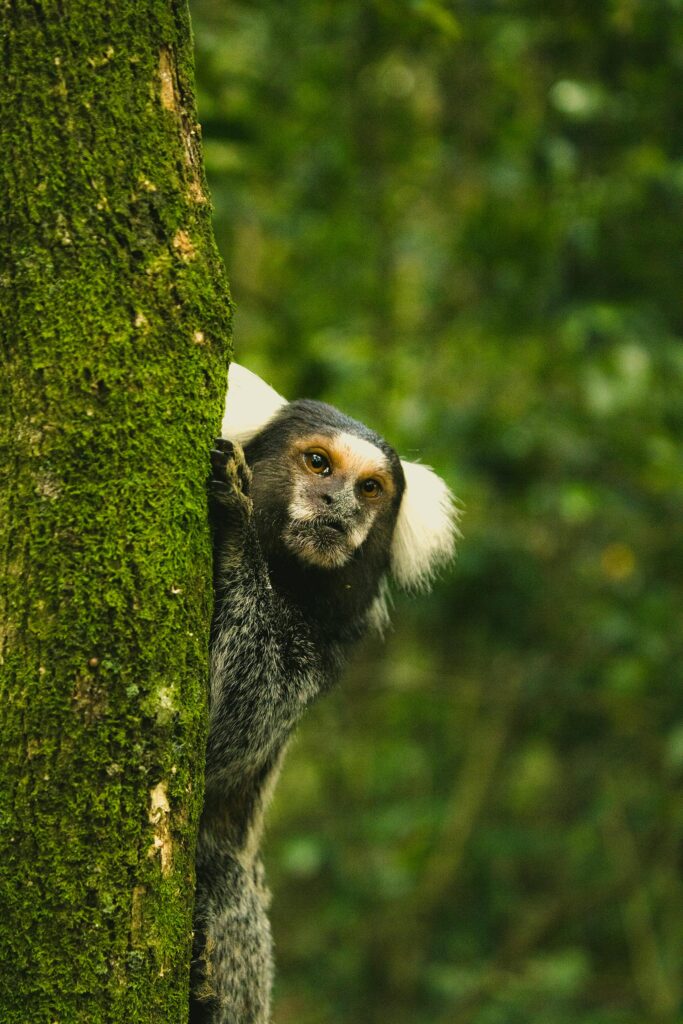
[206,440,327,790]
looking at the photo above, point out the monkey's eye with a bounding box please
[361,478,382,498]
[303,451,331,476]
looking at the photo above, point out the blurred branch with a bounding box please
[418,670,521,913]
[442,882,622,1024]
[601,785,681,1023]
[383,664,521,1004]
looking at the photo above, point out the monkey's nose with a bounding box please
[321,493,333,506]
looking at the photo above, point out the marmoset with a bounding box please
[190,364,457,1024]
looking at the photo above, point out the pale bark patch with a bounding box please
[158,48,177,113]
[148,781,173,876]
[158,47,207,204]
[173,229,196,261]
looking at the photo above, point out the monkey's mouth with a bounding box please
[283,516,353,569]
[319,518,346,535]
[307,517,349,545]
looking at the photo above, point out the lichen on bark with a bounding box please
[0,3,231,1021]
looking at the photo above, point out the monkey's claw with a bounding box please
[210,443,233,479]
[213,437,235,456]
[209,438,252,505]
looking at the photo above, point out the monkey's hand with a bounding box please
[210,438,253,519]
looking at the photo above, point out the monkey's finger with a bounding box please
[214,437,235,455]
[210,447,231,480]
[208,477,234,504]
[235,461,251,496]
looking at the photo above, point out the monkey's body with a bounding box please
[190,371,456,1024]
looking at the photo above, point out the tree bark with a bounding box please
[0,3,231,1021]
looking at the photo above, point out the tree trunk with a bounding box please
[0,3,231,1021]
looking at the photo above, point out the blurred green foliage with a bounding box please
[190,2,683,1021]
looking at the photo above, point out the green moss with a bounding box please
[0,2,231,1020]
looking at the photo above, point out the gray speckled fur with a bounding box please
[191,406,404,1024]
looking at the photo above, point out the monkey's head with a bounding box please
[222,364,458,619]
[242,399,405,573]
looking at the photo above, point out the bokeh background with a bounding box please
[189,3,683,1022]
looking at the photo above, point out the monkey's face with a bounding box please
[246,405,404,572]
[280,431,399,569]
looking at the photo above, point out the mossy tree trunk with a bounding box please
[0,3,231,1021]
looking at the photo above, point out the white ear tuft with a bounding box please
[391,461,459,590]
[221,363,288,444]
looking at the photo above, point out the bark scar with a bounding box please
[148,781,172,876]
[158,48,177,112]
[158,47,206,204]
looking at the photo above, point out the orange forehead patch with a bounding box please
[292,431,395,494]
